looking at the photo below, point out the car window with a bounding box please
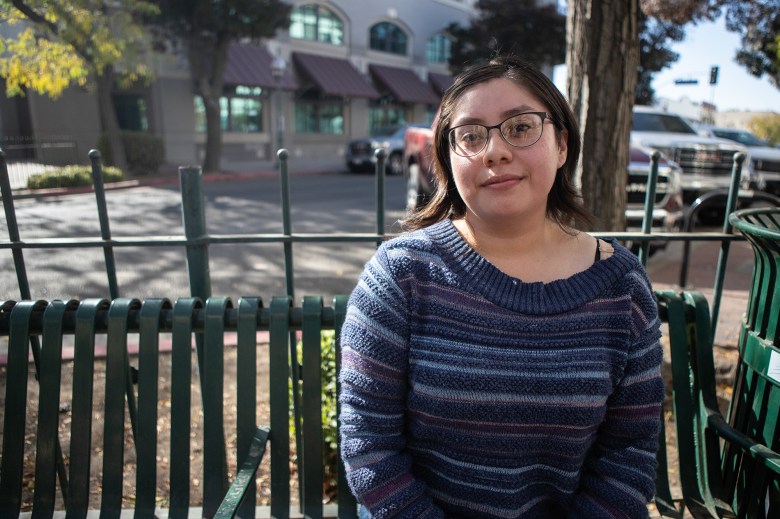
[632,112,697,134]
[712,129,768,146]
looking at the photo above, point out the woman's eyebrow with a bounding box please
[452,105,540,126]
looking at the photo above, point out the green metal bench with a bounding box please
[653,206,780,518]
[0,295,356,518]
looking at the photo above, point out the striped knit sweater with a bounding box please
[339,218,664,519]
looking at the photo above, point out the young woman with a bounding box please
[339,56,663,518]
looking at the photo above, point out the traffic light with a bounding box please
[709,66,719,85]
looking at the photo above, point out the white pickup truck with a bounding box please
[630,106,756,205]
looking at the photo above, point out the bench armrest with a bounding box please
[213,425,271,519]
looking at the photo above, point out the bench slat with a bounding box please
[269,296,292,519]
[102,299,141,517]
[33,300,72,515]
[136,299,169,516]
[236,297,262,517]
[169,298,200,518]
[302,296,324,519]
[0,301,42,517]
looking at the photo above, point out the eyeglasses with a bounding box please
[448,112,553,157]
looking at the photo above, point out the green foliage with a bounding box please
[290,330,340,500]
[0,0,159,98]
[750,114,780,146]
[644,1,780,89]
[636,11,684,105]
[97,131,165,176]
[446,0,565,74]
[26,164,124,189]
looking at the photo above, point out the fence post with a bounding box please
[638,151,660,266]
[0,149,70,506]
[88,150,120,298]
[179,166,212,302]
[278,149,295,298]
[375,149,386,247]
[710,152,745,338]
[89,149,138,441]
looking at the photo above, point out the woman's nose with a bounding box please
[482,127,512,164]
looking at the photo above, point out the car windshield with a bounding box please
[712,129,768,146]
[632,112,697,134]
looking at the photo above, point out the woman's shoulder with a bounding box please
[379,220,451,257]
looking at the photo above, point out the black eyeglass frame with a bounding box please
[448,111,554,157]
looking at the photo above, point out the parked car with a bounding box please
[345,123,426,176]
[630,106,756,205]
[696,125,780,196]
[403,125,684,241]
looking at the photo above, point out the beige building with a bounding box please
[1,0,492,171]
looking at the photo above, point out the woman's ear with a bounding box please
[557,130,568,169]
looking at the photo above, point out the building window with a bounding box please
[369,22,407,55]
[194,85,263,133]
[113,94,148,131]
[368,98,406,134]
[426,33,452,64]
[295,94,344,134]
[290,4,344,45]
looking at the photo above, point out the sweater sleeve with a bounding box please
[568,273,664,519]
[339,246,445,518]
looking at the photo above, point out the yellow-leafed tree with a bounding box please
[0,0,159,175]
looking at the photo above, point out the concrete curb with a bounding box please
[9,164,343,200]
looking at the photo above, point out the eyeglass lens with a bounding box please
[450,113,546,157]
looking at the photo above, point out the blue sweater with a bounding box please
[339,219,664,518]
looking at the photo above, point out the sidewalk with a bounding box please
[8,157,345,200]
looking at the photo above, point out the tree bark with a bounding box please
[190,34,231,173]
[96,65,129,176]
[566,0,639,231]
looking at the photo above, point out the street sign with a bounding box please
[710,66,719,85]
[674,79,699,85]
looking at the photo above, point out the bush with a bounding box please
[290,330,340,501]
[26,165,124,189]
[97,131,165,176]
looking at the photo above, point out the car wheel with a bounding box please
[387,152,403,176]
[697,207,726,226]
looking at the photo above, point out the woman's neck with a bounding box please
[452,212,594,283]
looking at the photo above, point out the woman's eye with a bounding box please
[506,123,531,136]
[460,132,484,146]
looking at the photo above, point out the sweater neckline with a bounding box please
[425,219,640,314]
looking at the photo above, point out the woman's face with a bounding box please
[448,78,567,227]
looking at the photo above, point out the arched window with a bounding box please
[426,33,452,64]
[290,4,344,45]
[369,22,408,55]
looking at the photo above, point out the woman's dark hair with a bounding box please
[402,55,594,231]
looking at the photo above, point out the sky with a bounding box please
[553,15,780,114]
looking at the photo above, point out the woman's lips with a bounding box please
[482,175,523,188]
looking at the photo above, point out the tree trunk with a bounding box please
[190,35,231,174]
[566,0,639,231]
[96,65,129,176]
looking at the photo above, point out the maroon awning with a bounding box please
[429,72,454,95]
[293,52,379,98]
[224,42,298,90]
[369,64,441,104]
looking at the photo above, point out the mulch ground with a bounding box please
[4,343,302,512]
